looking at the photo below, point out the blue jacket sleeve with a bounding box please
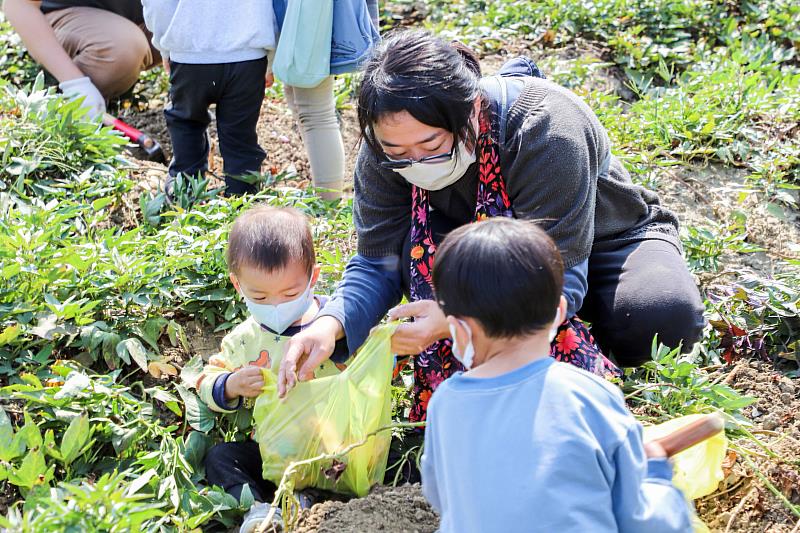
[316,254,404,355]
[420,402,442,513]
[211,373,242,411]
[563,259,588,318]
[612,424,692,533]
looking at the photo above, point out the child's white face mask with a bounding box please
[449,308,563,370]
[449,319,475,369]
[243,278,313,334]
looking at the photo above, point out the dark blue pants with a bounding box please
[205,441,275,502]
[165,57,267,196]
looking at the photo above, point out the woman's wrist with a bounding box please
[315,315,345,341]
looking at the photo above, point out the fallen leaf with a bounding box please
[148,362,178,379]
[721,450,737,477]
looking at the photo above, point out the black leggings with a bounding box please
[579,239,705,366]
[402,214,705,367]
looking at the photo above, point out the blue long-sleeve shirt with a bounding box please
[421,357,692,533]
[318,254,588,355]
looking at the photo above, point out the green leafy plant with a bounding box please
[623,340,757,419]
[681,225,763,272]
[706,272,800,365]
[0,73,129,201]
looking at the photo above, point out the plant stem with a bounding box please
[739,450,800,520]
[256,421,425,533]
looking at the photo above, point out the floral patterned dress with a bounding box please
[405,109,622,422]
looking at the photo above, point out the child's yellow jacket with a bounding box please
[193,316,350,416]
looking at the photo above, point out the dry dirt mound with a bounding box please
[294,484,438,533]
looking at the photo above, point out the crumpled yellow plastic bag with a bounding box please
[253,323,397,497]
[643,414,728,533]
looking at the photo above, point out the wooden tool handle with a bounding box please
[650,415,725,457]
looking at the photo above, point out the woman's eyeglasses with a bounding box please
[379,146,455,170]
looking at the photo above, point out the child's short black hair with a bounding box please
[227,206,315,276]
[433,218,564,338]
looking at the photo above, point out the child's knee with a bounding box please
[203,442,234,476]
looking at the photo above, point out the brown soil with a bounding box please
[696,360,800,532]
[294,484,438,533]
[657,163,800,281]
[118,41,800,533]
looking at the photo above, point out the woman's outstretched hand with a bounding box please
[278,315,343,398]
[387,300,450,355]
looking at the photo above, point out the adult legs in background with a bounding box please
[579,239,706,367]
[216,58,268,196]
[284,77,345,200]
[44,6,160,99]
[205,441,276,502]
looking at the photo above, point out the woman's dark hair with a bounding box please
[358,30,483,159]
[433,218,565,338]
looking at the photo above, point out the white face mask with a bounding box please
[243,279,313,334]
[449,308,563,370]
[448,319,475,369]
[394,140,476,191]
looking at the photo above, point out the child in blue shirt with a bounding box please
[422,218,692,533]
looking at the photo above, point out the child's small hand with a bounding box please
[225,366,265,400]
[265,71,275,88]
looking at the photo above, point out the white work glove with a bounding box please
[58,76,106,120]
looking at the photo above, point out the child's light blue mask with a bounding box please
[243,279,313,334]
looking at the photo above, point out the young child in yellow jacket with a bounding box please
[193,205,349,533]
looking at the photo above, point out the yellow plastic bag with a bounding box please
[643,414,728,533]
[253,323,397,497]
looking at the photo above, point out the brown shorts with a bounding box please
[45,6,160,98]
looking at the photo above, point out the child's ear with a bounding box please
[309,264,321,288]
[557,295,568,324]
[230,273,242,294]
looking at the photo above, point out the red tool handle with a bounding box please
[650,415,725,458]
[108,117,144,143]
[103,114,158,149]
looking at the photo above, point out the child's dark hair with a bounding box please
[433,218,564,338]
[227,206,315,276]
[358,30,482,161]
